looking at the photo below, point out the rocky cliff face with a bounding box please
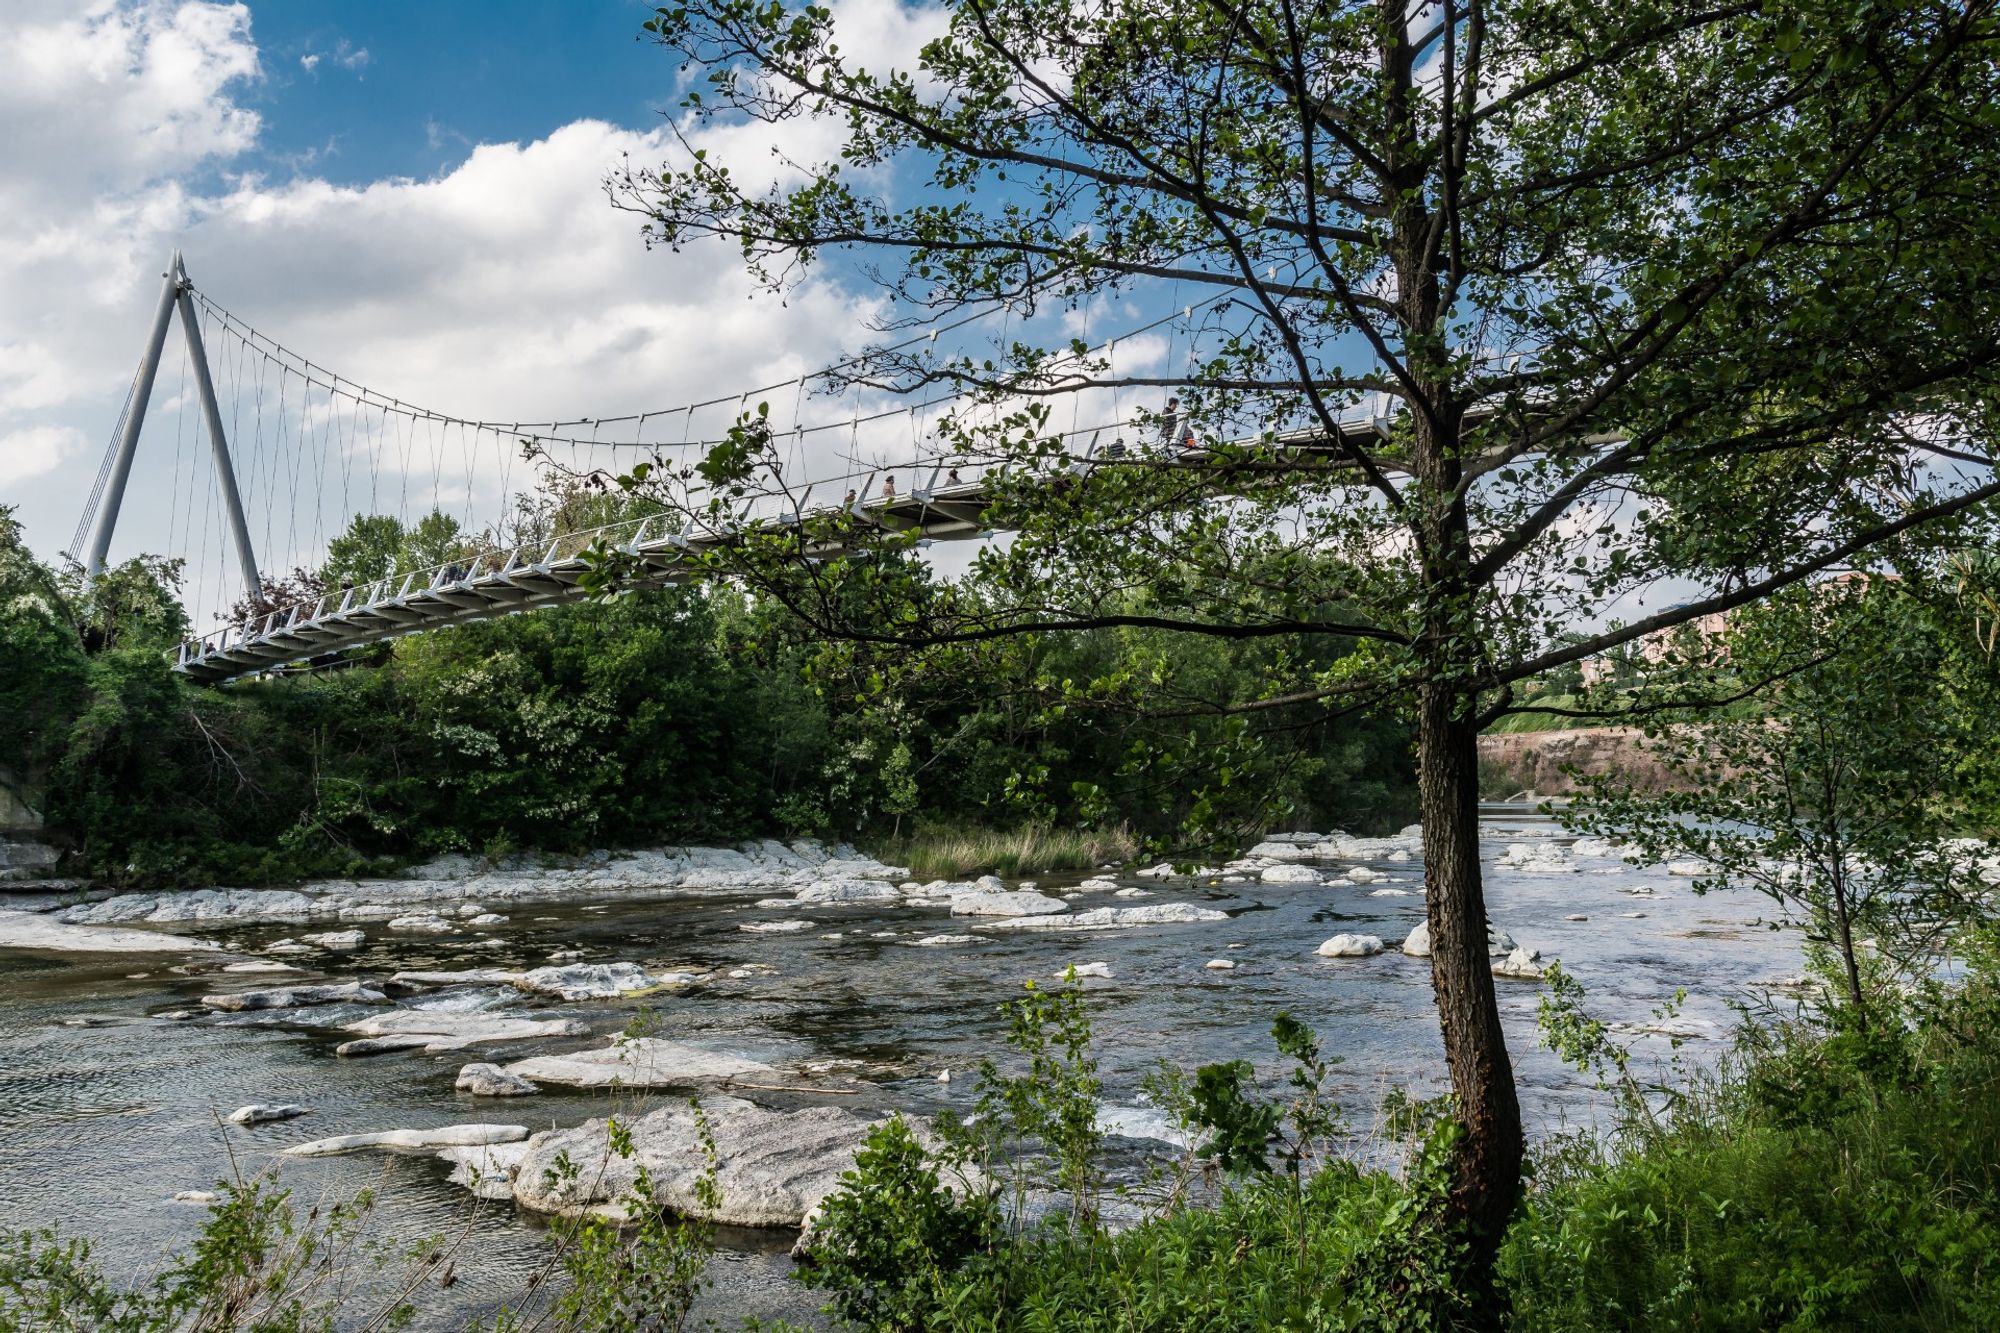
[1476,727,1688,798]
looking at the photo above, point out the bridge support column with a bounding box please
[175,259,261,600]
[84,253,181,579]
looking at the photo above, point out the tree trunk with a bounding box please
[1826,857,1869,1024]
[1418,680,1524,1313]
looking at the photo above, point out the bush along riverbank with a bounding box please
[9,934,2000,1330]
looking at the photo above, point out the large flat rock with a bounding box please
[509,1095,886,1228]
[340,1011,589,1050]
[282,1123,530,1157]
[505,1038,778,1089]
[0,910,219,954]
[977,902,1227,931]
[202,981,388,1012]
[948,889,1069,917]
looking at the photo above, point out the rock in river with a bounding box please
[0,910,220,955]
[390,968,528,987]
[283,1123,529,1158]
[456,1062,539,1097]
[512,962,685,1001]
[506,1037,779,1089]
[226,1103,310,1125]
[509,1095,899,1228]
[948,889,1069,917]
[202,981,388,1012]
[336,1010,588,1055]
[978,902,1227,931]
[793,879,902,905]
[1492,946,1548,980]
[1316,933,1384,958]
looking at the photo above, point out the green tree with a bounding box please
[397,510,469,576]
[321,513,405,587]
[618,0,2000,1295]
[0,509,88,783]
[1568,582,1995,1025]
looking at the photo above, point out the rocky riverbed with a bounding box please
[0,807,1809,1326]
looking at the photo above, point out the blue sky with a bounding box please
[237,2,672,185]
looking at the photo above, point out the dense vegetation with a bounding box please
[0,506,1414,887]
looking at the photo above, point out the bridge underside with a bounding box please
[175,483,994,682]
[174,423,1469,684]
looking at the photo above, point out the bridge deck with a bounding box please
[172,422,1453,683]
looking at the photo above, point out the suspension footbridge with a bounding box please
[73,254,1431,684]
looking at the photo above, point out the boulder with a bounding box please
[1259,865,1323,884]
[948,890,1069,917]
[1316,933,1384,958]
[1060,962,1114,979]
[456,1063,540,1097]
[509,1096,900,1229]
[739,920,815,933]
[513,963,682,1001]
[1204,959,1236,971]
[283,1124,529,1158]
[912,934,976,947]
[466,913,509,927]
[1493,946,1547,980]
[506,1038,780,1089]
[222,961,302,974]
[1113,887,1151,898]
[226,1103,310,1125]
[1346,866,1382,885]
[1564,913,1589,922]
[201,981,387,1012]
[978,903,1228,931]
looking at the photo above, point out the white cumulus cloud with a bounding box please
[0,0,944,622]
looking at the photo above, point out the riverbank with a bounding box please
[1477,726,1690,798]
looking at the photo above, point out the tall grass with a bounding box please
[875,823,1137,880]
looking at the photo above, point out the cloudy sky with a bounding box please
[0,0,975,604]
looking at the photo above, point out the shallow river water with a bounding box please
[0,806,1801,1326]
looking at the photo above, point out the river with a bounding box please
[0,804,1802,1326]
